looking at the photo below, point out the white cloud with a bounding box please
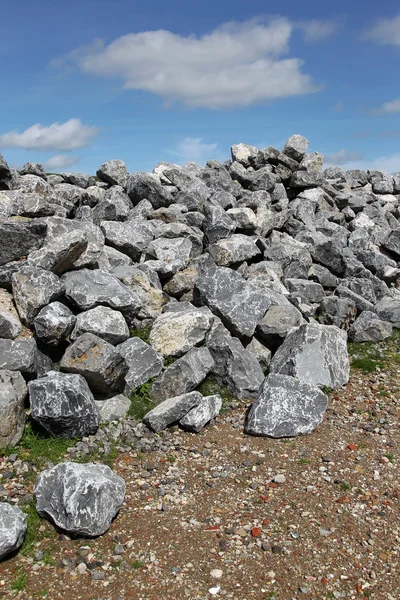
[363,14,400,46]
[326,152,400,174]
[297,19,337,43]
[55,17,321,109]
[44,154,81,171]
[0,119,98,151]
[168,137,220,165]
[372,98,400,115]
[324,149,364,165]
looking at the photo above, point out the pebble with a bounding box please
[210,569,223,579]
[273,474,286,484]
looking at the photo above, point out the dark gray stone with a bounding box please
[0,220,46,266]
[244,373,327,438]
[282,135,309,162]
[318,296,357,330]
[100,220,154,261]
[285,279,325,303]
[202,200,236,245]
[29,371,99,437]
[0,370,27,448]
[257,303,304,350]
[34,462,125,536]
[0,290,23,339]
[117,337,163,395]
[349,310,393,342]
[27,231,88,275]
[34,302,76,346]
[0,503,27,559]
[143,391,202,432]
[127,172,173,209]
[0,338,42,379]
[270,323,349,390]
[60,333,128,395]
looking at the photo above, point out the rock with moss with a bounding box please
[28,371,99,438]
[34,462,125,537]
[0,370,27,448]
[0,503,27,559]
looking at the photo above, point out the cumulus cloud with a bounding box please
[363,14,400,46]
[44,154,81,171]
[54,17,321,109]
[326,152,400,174]
[324,149,364,165]
[372,98,400,115]
[0,119,98,151]
[297,19,337,42]
[168,137,220,165]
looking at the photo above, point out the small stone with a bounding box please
[271,545,283,554]
[273,474,286,484]
[210,569,223,579]
[251,527,262,537]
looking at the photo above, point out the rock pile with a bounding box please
[0,134,400,549]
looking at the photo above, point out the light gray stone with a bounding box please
[0,370,27,448]
[179,394,222,433]
[317,296,357,330]
[257,303,304,351]
[375,296,400,327]
[44,217,104,269]
[143,391,202,432]
[282,135,308,161]
[95,395,131,422]
[208,234,261,266]
[100,220,154,261]
[60,333,128,395]
[0,338,42,379]
[285,279,325,304]
[0,503,27,559]
[29,371,99,437]
[0,290,23,339]
[245,338,272,372]
[349,311,393,342]
[270,323,350,390]
[127,172,173,209]
[12,266,63,325]
[27,231,88,275]
[34,462,125,536]
[117,337,164,394]
[96,159,129,188]
[245,373,328,438]
[71,306,129,345]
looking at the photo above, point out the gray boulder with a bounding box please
[202,200,236,245]
[208,234,261,266]
[382,230,400,259]
[194,267,271,337]
[127,172,173,209]
[179,394,222,433]
[117,337,164,395]
[150,347,214,403]
[270,323,349,390]
[245,338,272,372]
[60,333,128,395]
[282,135,309,162]
[244,373,328,438]
[0,370,27,448]
[318,296,357,330]
[0,290,23,339]
[44,217,104,269]
[34,302,76,346]
[27,231,88,275]
[143,391,202,432]
[375,296,400,328]
[0,503,27,560]
[29,371,99,437]
[34,462,125,537]
[71,306,129,345]
[100,220,153,261]
[0,220,46,266]
[149,305,214,357]
[95,394,131,422]
[349,311,392,342]
[0,338,42,379]
[257,303,304,350]
[285,279,325,304]
[12,266,63,325]
[20,162,46,179]
[96,159,129,188]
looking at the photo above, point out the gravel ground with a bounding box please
[0,356,400,600]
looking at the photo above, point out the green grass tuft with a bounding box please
[129,325,151,343]
[129,380,155,421]
[10,570,28,592]
[197,375,237,414]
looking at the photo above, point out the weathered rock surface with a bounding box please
[12,266,63,325]
[34,302,76,346]
[117,337,163,395]
[95,394,131,422]
[143,391,202,432]
[27,231,88,274]
[34,462,125,536]
[349,310,393,342]
[29,371,99,437]
[0,290,23,339]
[71,306,129,345]
[245,373,328,438]
[180,394,222,433]
[0,503,27,560]
[0,370,27,448]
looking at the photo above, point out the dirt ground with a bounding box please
[1,358,400,600]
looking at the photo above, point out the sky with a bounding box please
[0,0,400,175]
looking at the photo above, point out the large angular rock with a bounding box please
[194,267,271,337]
[146,237,193,268]
[245,338,272,372]
[100,220,154,261]
[0,503,27,560]
[202,200,236,245]
[117,337,164,395]
[60,333,128,395]
[29,371,99,437]
[257,303,304,351]
[149,305,214,357]
[20,162,46,179]
[179,394,222,433]
[143,391,202,432]
[45,217,104,269]
[126,172,173,209]
[71,306,129,345]
[285,279,325,304]
[0,370,27,448]
[0,338,42,379]
[382,230,400,259]
[34,302,76,346]
[12,266,63,325]
[62,269,144,320]
[375,296,400,327]
[270,323,350,390]
[206,321,264,399]
[150,347,214,403]
[92,187,131,224]
[0,290,23,339]
[27,231,88,275]
[34,462,125,536]
[349,311,392,342]
[282,135,309,162]
[0,220,46,266]
[318,296,357,330]
[208,234,261,266]
[111,265,166,319]
[95,394,131,422]
[244,373,328,438]
[96,159,129,188]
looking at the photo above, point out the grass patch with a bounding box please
[132,559,144,569]
[197,375,236,414]
[21,499,45,556]
[385,453,394,463]
[348,329,400,374]
[340,482,351,491]
[164,356,177,367]
[129,325,151,343]
[321,385,333,395]
[128,380,155,421]
[10,570,28,592]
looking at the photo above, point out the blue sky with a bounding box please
[0,0,400,174]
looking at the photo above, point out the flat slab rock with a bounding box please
[179,394,222,433]
[270,323,350,390]
[0,503,27,560]
[143,391,202,432]
[245,373,328,438]
[34,462,126,537]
